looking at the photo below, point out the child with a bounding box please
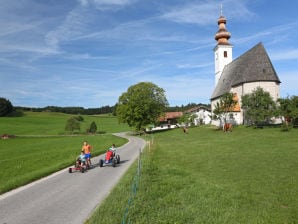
[76,151,86,168]
[82,141,92,167]
[105,149,114,163]
[109,144,117,156]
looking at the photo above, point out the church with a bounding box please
[210,13,281,126]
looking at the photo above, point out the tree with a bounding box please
[241,87,276,126]
[65,116,81,133]
[88,121,97,134]
[278,95,298,130]
[212,92,237,126]
[178,113,197,126]
[116,82,168,131]
[0,97,13,116]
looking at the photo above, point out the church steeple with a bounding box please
[213,6,233,86]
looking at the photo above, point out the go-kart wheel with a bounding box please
[80,167,85,173]
[112,158,116,167]
[116,155,120,164]
[99,159,104,167]
[69,168,72,173]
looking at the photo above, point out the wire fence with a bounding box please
[121,147,143,224]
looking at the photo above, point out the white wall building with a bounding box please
[186,106,212,125]
[210,13,281,126]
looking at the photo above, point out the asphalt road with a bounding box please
[0,133,146,224]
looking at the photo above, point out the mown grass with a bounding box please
[86,126,298,224]
[0,112,130,194]
[0,135,128,194]
[0,111,130,135]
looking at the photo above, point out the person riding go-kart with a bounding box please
[99,144,120,167]
[69,151,87,173]
[82,141,92,168]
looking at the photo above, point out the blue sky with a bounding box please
[0,0,297,108]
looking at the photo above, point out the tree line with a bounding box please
[15,105,116,115]
[0,97,209,117]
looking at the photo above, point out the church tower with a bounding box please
[213,9,233,86]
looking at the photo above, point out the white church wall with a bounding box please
[231,82,281,125]
[242,82,280,101]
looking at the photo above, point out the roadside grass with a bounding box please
[0,111,130,194]
[86,126,298,224]
[0,135,128,194]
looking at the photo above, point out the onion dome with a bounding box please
[215,15,231,45]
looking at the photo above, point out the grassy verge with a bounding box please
[87,126,298,223]
[0,135,128,194]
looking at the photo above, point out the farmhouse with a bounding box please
[159,111,183,126]
[210,13,281,126]
[185,105,211,125]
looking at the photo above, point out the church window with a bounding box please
[224,51,227,57]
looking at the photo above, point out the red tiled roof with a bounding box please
[159,112,183,121]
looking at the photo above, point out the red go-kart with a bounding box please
[69,159,87,173]
[99,150,120,168]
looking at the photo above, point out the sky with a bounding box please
[0,0,297,108]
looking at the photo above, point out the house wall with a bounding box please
[193,110,212,125]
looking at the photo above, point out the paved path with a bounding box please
[0,133,146,224]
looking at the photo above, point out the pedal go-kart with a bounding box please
[68,159,87,173]
[99,150,120,168]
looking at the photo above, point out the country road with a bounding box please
[0,133,146,224]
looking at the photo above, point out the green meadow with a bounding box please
[0,111,129,135]
[0,112,129,193]
[87,126,298,224]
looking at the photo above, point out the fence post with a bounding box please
[121,146,143,224]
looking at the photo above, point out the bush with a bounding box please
[88,121,97,134]
[0,98,13,116]
[65,117,81,133]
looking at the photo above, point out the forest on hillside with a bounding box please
[14,103,210,115]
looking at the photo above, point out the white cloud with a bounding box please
[161,0,254,25]
[235,21,298,46]
[45,7,88,50]
[177,62,213,69]
[271,49,298,61]
[78,0,137,11]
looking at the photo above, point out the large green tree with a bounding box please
[241,87,277,125]
[116,82,168,131]
[0,97,13,116]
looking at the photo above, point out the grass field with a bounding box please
[0,111,130,135]
[87,126,298,224]
[0,112,130,193]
